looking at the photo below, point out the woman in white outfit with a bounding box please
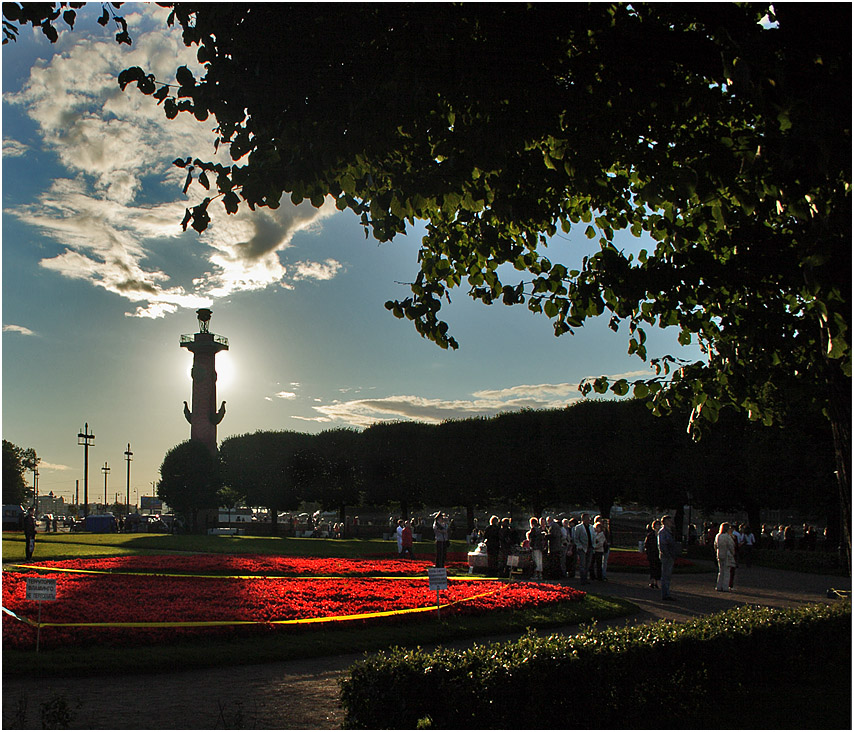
[714,522,737,591]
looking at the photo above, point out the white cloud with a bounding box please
[38,461,72,472]
[275,391,297,400]
[2,138,29,157]
[3,324,37,336]
[6,9,342,318]
[305,382,587,429]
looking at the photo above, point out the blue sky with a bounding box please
[2,5,701,507]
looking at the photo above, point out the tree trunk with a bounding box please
[828,371,851,573]
[466,504,474,534]
[744,499,762,541]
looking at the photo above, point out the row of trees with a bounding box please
[158,398,838,542]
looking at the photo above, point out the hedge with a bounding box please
[339,601,851,729]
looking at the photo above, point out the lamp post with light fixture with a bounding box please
[77,423,94,517]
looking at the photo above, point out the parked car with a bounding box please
[2,505,24,531]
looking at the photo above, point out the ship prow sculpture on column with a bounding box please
[180,308,228,455]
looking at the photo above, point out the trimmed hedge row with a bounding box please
[339,601,851,729]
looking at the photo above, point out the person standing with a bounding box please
[714,522,737,591]
[395,519,405,557]
[644,520,662,589]
[741,525,756,566]
[433,512,449,568]
[527,517,545,580]
[572,513,595,584]
[400,520,414,560]
[498,517,514,578]
[484,515,501,575]
[591,521,607,580]
[23,507,37,560]
[600,517,612,580]
[657,515,678,601]
[546,517,563,578]
[565,517,578,577]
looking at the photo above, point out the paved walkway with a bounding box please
[2,562,849,730]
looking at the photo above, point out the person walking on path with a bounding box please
[714,522,737,591]
[433,512,449,568]
[644,520,662,589]
[657,515,678,601]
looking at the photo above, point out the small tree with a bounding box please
[2,440,28,505]
[157,440,221,532]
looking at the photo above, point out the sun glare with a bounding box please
[215,352,236,389]
[183,351,237,390]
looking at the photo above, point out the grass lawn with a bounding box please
[2,532,638,678]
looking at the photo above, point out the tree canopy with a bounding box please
[2,440,30,505]
[157,439,221,530]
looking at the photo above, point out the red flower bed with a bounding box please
[15,554,465,577]
[3,555,585,650]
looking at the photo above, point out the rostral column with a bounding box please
[180,308,228,454]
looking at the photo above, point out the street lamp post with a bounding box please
[33,468,39,513]
[124,444,133,514]
[77,423,94,517]
[101,462,110,513]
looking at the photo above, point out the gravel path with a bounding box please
[3,561,849,730]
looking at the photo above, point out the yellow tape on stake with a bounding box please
[3,587,502,629]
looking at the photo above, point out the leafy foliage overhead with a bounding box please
[4,3,849,428]
[115,4,851,430]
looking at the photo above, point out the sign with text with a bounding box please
[140,496,163,510]
[26,577,57,602]
[427,567,448,591]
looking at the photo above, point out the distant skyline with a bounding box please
[2,5,701,507]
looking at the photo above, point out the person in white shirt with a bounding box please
[395,519,404,557]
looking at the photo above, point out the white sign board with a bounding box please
[26,577,57,602]
[427,567,448,591]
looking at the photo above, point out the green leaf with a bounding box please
[632,382,649,399]
[223,191,240,214]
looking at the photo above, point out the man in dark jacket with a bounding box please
[23,507,37,560]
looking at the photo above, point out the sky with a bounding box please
[2,4,701,508]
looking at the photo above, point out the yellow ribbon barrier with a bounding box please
[2,587,501,629]
[8,564,504,582]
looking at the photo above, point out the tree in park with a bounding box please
[301,428,364,533]
[361,421,433,520]
[157,440,221,532]
[5,4,850,559]
[219,431,310,534]
[2,440,31,505]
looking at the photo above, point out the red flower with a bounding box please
[3,555,585,649]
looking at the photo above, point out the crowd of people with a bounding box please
[467,512,617,582]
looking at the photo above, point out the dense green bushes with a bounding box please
[340,601,851,729]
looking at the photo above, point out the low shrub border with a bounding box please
[339,601,851,729]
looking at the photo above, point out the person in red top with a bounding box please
[401,520,414,559]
